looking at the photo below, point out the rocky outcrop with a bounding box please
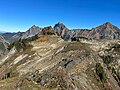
[42,26,56,35]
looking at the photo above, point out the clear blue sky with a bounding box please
[0,0,120,32]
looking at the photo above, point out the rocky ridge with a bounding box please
[0,22,120,90]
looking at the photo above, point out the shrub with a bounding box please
[7,43,14,50]
[42,26,56,35]
[47,30,56,35]
[35,36,48,42]
[101,55,113,65]
[2,70,19,80]
[96,63,106,82]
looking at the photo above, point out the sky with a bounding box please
[0,0,120,32]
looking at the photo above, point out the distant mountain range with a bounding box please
[1,22,120,43]
[0,31,6,34]
[54,22,120,40]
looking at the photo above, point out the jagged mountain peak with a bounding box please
[29,25,40,30]
[54,22,68,37]
[96,22,119,30]
[104,22,112,25]
[54,22,67,28]
[87,22,120,39]
[57,22,64,25]
[21,25,42,39]
[103,22,116,29]
[30,25,39,29]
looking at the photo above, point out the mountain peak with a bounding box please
[31,25,37,28]
[103,22,115,29]
[103,22,113,28]
[104,22,112,25]
[88,22,120,39]
[57,22,63,24]
[21,25,42,39]
[54,22,66,28]
[55,22,66,27]
[54,22,68,37]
